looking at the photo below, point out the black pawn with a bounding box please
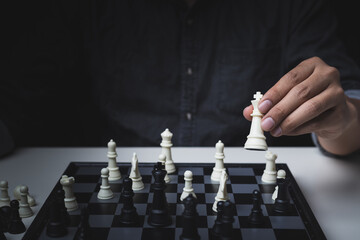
[0,206,11,233]
[212,201,225,236]
[148,163,171,227]
[7,200,26,234]
[56,189,70,225]
[180,195,200,240]
[274,178,290,213]
[46,197,67,237]
[220,200,236,240]
[74,208,90,240]
[119,177,139,224]
[248,190,264,225]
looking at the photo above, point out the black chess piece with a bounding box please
[119,177,139,224]
[74,207,90,240]
[46,197,67,237]
[220,200,237,240]
[148,163,171,227]
[56,189,70,226]
[0,229,6,240]
[274,178,290,213]
[180,195,200,240]
[7,200,26,234]
[0,206,11,233]
[212,200,225,236]
[248,189,264,225]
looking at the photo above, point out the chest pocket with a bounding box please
[217,46,282,114]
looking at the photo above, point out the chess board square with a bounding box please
[149,183,177,193]
[115,203,148,215]
[204,175,216,184]
[141,175,152,184]
[207,227,242,240]
[177,183,205,193]
[89,192,121,203]
[206,203,217,216]
[145,203,177,215]
[73,183,97,192]
[175,215,208,228]
[176,203,207,216]
[253,168,264,176]
[236,204,268,216]
[178,175,204,184]
[177,167,204,175]
[74,192,93,203]
[238,216,272,228]
[274,229,310,240]
[108,227,143,239]
[241,228,277,240]
[141,228,175,240]
[269,216,305,229]
[88,203,118,215]
[231,184,259,194]
[262,193,275,204]
[132,193,149,203]
[203,166,213,175]
[230,176,257,184]
[259,184,276,193]
[87,227,110,240]
[205,193,235,204]
[138,167,154,175]
[133,183,151,193]
[68,215,81,227]
[94,183,122,192]
[89,215,114,228]
[76,166,103,175]
[266,204,299,216]
[147,192,177,203]
[205,184,220,193]
[119,166,130,175]
[227,167,254,176]
[175,227,209,240]
[39,227,77,240]
[233,193,263,204]
[74,175,100,183]
[142,215,177,228]
[111,215,145,227]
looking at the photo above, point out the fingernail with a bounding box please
[272,127,282,137]
[261,117,275,131]
[258,100,272,114]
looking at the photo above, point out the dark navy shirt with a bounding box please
[1,0,360,153]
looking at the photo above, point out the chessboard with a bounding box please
[23,162,326,240]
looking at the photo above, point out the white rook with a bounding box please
[160,128,176,174]
[261,151,278,183]
[107,139,121,181]
[60,175,78,212]
[211,140,226,182]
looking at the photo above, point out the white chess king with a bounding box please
[244,91,268,151]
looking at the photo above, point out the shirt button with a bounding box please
[187,68,193,75]
[186,112,192,120]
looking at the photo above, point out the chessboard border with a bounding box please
[23,162,326,240]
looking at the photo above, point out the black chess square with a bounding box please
[238,216,272,228]
[87,203,118,215]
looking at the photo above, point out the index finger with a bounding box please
[258,58,317,114]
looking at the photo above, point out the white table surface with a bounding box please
[0,147,359,240]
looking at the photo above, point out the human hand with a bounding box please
[243,56,357,142]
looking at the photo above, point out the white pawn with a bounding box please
[212,170,229,212]
[19,185,33,218]
[272,169,287,200]
[129,153,145,190]
[14,185,36,207]
[158,154,171,183]
[0,180,10,207]
[244,91,268,151]
[180,170,196,201]
[261,151,278,183]
[160,128,176,174]
[60,175,78,212]
[211,140,226,182]
[97,168,114,200]
[107,139,121,181]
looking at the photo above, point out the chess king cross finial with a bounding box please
[254,91,263,101]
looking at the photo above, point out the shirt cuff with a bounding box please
[312,89,360,156]
[0,120,14,157]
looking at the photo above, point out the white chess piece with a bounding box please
[19,185,33,218]
[129,153,145,190]
[13,185,36,207]
[180,170,196,201]
[244,91,268,151]
[211,140,226,182]
[0,180,10,207]
[261,151,278,183]
[272,169,286,200]
[212,170,229,212]
[158,153,171,183]
[97,168,114,200]
[60,175,78,212]
[107,139,121,181]
[160,128,176,174]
